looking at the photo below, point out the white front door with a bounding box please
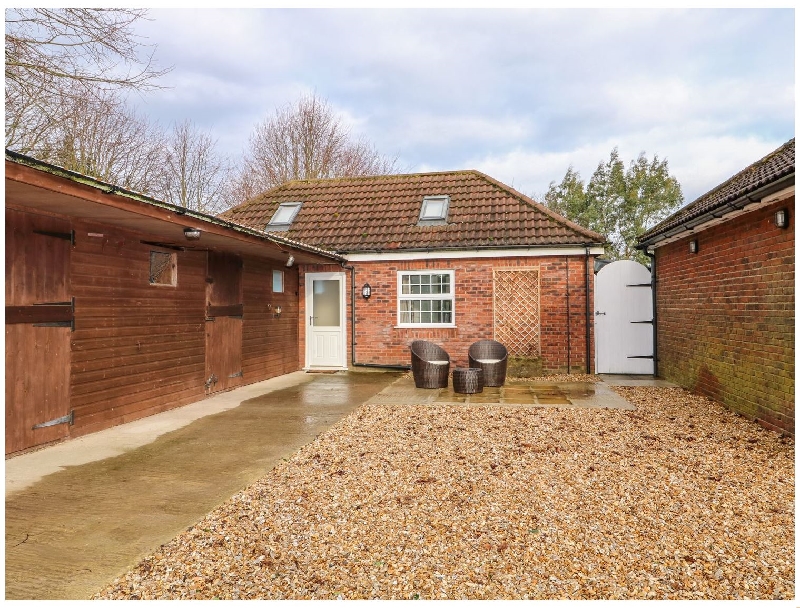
[595,260,654,374]
[305,272,347,369]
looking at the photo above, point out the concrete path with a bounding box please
[5,370,401,600]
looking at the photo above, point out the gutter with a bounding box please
[341,262,411,371]
[637,173,795,249]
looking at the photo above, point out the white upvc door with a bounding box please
[305,272,347,369]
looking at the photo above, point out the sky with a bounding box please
[130,8,795,204]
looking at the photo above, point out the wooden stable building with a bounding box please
[5,151,341,455]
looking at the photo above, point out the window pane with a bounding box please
[312,279,340,326]
[269,203,301,225]
[150,251,175,286]
[272,270,284,293]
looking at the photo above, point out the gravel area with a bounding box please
[95,380,794,600]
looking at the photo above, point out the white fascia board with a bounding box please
[344,246,605,262]
[646,186,795,251]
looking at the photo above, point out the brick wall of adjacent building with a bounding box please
[299,254,595,375]
[654,197,795,436]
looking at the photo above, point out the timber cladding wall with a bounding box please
[654,198,795,436]
[299,256,594,374]
[242,257,300,379]
[70,221,300,437]
[6,207,301,452]
[70,218,207,436]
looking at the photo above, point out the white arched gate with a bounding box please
[594,260,654,374]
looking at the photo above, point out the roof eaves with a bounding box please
[5,149,344,262]
[637,138,796,246]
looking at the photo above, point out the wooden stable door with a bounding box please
[5,209,74,454]
[205,252,244,394]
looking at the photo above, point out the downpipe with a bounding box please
[341,262,411,371]
[584,247,591,374]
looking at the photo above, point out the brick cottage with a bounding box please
[637,139,795,436]
[223,171,605,375]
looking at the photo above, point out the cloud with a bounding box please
[465,132,790,204]
[130,8,793,199]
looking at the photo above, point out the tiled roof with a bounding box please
[221,170,604,253]
[638,138,795,244]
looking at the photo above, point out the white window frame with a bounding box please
[396,269,456,328]
[267,202,302,230]
[418,195,450,224]
[272,269,284,293]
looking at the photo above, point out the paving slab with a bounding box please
[368,376,636,410]
[5,370,401,600]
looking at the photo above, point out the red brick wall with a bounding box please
[654,198,795,436]
[298,255,595,374]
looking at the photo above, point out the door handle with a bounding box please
[595,311,606,316]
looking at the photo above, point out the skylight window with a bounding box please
[418,195,450,224]
[266,202,302,231]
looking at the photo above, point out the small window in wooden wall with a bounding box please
[272,269,284,293]
[149,251,176,286]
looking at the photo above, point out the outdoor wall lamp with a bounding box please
[274,306,282,318]
[774,208,789,229]
[688,239,698,254]
[361,283,372,299]
[183,227,201,240]
[285,255,295,267]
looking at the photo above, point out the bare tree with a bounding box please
[232,93,397,201]
[5,8,170,151]
[30,85,166,195]
[161,120,231,215]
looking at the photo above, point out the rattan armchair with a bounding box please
[410,340,450,389]
[467,339,508,387]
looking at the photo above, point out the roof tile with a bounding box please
[222,170,604,253]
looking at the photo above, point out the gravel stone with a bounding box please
[94,380,794,600]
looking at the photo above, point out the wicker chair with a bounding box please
[467,340,508,387]
[410,340,450,389]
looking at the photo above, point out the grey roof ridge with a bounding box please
[5,149,344,262]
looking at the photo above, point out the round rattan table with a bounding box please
[452,367,484,394]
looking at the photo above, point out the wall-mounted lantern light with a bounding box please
[774,208,789,229]
[285,255,295,268]
[274,305,282,318]
[688,239,698,254]
[183,227,201,240]
[361,283,372,299]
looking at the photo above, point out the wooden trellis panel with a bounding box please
[493,268,540,357]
